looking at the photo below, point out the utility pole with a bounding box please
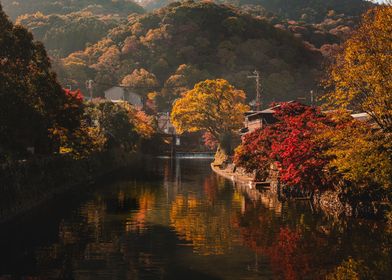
[247,70,262,111]
[85,80,94,101]
[310,90,315,107]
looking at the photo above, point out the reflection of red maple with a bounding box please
[266,227,310,280]
[233,202,313,280]
[233,202,276,255]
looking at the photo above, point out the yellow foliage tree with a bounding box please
[324,6,392,132]
[171,79,249,153]
[321,113,392,190]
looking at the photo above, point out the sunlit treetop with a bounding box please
[171,79,249,141]
[324,5,392,132]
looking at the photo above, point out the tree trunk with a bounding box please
[213,144,229,166]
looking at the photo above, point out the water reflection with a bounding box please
[233,186,392,279]
[0,159,391,280]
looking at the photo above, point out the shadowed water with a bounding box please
[0,158,391,279]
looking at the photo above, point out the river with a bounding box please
[0,158,391,279]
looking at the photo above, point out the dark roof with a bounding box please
[245,101,297,119]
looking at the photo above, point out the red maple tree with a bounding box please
[234,126,277,181]
[270,102,332,193]
[235,102,333,194]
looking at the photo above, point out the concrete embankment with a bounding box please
[211,163,280,192]
[210,163,255,184]
[0,149,142,224]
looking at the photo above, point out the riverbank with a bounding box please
[211,162,280,192]
[211,162,390,220]
[0,149,143,224]
[211,163,255,185]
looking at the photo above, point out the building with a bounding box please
[240,102,296,135]
[104,87,143,109]
[241,110,277,135]
[351,112,371,122]
[104,86,125,101]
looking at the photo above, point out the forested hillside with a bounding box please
[58,1,322,110]
[3,0,144,57]
[223,0,372,22]
[3,0,374,110]
[11,0,360,59]
[248,7,358,55]
[16,12,120,57]
[1,0,144,20]
[138,0,372,22]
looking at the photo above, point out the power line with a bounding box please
[90,80,192,90]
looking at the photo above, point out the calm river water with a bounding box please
[0,158,391,279]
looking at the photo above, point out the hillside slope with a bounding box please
[1,0,144,20]
[225,0,372,22]
[16,12,120,57]
[137,0,372,22]
[58,1,322,110]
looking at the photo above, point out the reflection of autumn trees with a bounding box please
[326,257,375,280]
[233,201,322,280]
[170,175,242,256]
[126,188,156,233]
[10,161,392,279]
[32,184,165,279]
[234,199,392,280]
[267,227,311,280]
[203,173,223,204]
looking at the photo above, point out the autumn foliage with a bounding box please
[235,102,332,193]
[324,6,392,132]
[234,126,276,181]
[269,103,333,192]
[202,132,219,151]
[171,79,249,153]
[235,100,391,206]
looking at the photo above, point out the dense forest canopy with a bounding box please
[222,0,372,21]
[137,0,372,22]
[11,0,361,59]
[58,1,322,111]
[1,0,144,19]
[16,12,120,57]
